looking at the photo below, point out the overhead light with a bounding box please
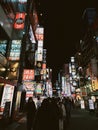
[40,13,43,16]
[0,68,6,71]
[23,31,25,34]
[0,21,3,26]
[5,77,8,79]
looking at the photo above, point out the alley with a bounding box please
[65,109,98,130]
[4,109,98,130]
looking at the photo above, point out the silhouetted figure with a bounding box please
[36,96,41,109]
[64,97,72,123]
[95,98,98,117]
[26,97,36,130]
[58,100,66,130]
[33,98,49,130]
[88,98,95,115]
[33,97,60,130]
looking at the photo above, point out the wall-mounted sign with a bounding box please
[18,0,27,3]
[14,12,25,29]
[23,69,35,80]
[0,84,14,116]
[8,40,21,61]
[35,27,44,41]
[42,63,46,69]
[0,40,7,56]
[36,83,42,94]
[38,41,43,47]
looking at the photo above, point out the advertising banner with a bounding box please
[42,64,46,69]
[0,40,7,56]
[0,84,14,116]
[23,69,35,80]
[80,87,87,96]
[80,100,85,109]
[35,27,44,41]
[26,91,33,101]
[38,41,43,47]
[8,40,21,61]
[23,81,35,91]
[36,83,42,94]
[23,81,35,101]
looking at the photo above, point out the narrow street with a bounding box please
[65,109,98,130]
[4,109,98,130]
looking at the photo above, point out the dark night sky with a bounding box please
[40,0,98,82]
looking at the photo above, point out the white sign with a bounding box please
[0,84,14,115]
[80,100,85,109]
[9,40,21,61]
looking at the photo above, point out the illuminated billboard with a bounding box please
[42,63,46,69]
[23,69,35,81]
[37,47,43,54]
[0,84,14,116]
[36,83,42,94]
[35,27,44,41]
[38,41,43,47]
[8,40,21,61]
[23,81,35,101]
[0,40,7,56]
[37,53,43,61]
[13,12,25,29]
[18,0,27,3]
[35,48,43,62]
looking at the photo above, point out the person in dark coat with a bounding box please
[26,97,36,130]
[64,97,72,123]
[33,97,60,130]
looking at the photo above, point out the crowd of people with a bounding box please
[25,96,74,130]
[24,95,98,130]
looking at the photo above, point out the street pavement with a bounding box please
[2,108,98,130]
[65,109,98,130]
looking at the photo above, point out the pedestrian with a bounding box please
[36,96,41,109]
[64,97,72,123]
[95,97,98,117]
[58,100,66,130]
[26,97,36,130]
[33,98,51,130]
[88,97,95,115]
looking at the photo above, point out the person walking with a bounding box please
[58,100,66,130]
[26,97,36,130]
[64,97,72,123]
[36,96,41,109]
[88,97,95,115]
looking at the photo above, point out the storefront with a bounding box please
[0,78,15,120]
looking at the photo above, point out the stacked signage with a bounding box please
[35,26,44,82]
[22,69,35,100]
[0,84,14,118]
[0,40,7,56]
[8,40,21,61]
[35,26,44,62]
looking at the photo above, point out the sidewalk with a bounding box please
[65,108,98,130]
[7,112,26,130]
[1,109,98,130]
[0,112,26,130]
